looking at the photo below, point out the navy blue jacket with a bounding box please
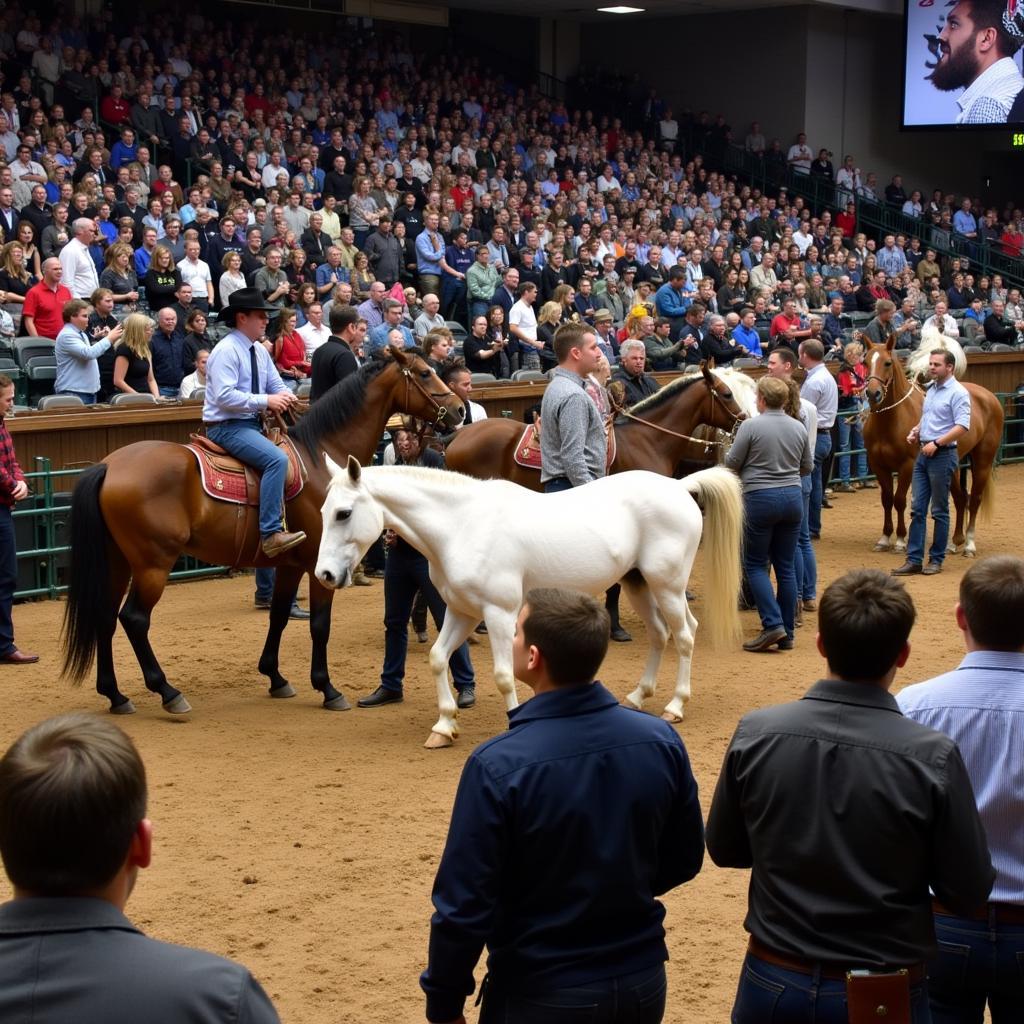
[149,329,187,389]
[420,682,704,1023]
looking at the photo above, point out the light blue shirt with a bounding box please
[897,650,1024,904]
[315,263,350,291]
[55,325,110,395]
[415,230,444,275]
[202,329,288,422]
[366,322,416,354]
[799,361,839,429]
[876,245,907,277]
[953,210,978,236]
[919,375,971,443]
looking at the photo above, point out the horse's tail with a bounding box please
[978,463,997,525]
[682,466,744,649]
[61,463,111,685]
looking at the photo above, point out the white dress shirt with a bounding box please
[59,238,99,299]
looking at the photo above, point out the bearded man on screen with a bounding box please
[929,0,1024,123]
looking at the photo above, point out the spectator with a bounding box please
[413,293,446,339]
[112,313,160,399]
[834,341,872,493]
[99,242,140,306]
[310,305,364,401]
[23,256,71,339]
[897,555,1024,1021]
[177,240,213,312]
[55,298,122,404]
[440,359,487,428]
[143,245,181,311]
[924,300,960,340]
[297,301,331,360]
[984,297,1024,346]
[181,309,213,373]
[707,569,993,1024]
[0,714,280,1021]
[179,347,209,400]
[799,339,838,540]
[611,339,658,406]
[149,307,186,399]
[59,217,99,298]
[367,299,415,354]
[270,307,309,390]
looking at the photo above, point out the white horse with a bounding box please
[315,458,744,748]
[905,326,967,382]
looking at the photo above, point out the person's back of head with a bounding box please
[329,303,358,337]
[0,714,146,896]
[799,338,824,363]
[818,570,915,685]
[959,555,1024,651]
[519,588,609,688]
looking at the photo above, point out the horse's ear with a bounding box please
[346,455,362,483]
[699,359,713,383]
[885,335,896,352]
[392,346,411,367]
[324,453,342,478]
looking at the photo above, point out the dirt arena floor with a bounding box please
[1,465,1020,1023]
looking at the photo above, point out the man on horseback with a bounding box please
[203,289,305,558]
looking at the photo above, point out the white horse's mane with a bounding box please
[905,327,967,381]
[630,366,758,418]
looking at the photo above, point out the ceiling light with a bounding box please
[599,6,645,12]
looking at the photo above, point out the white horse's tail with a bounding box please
[682,467,744,650]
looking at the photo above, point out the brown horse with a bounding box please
[445,363,749,487]
[61,349,464,714]
[861,337,1003,556]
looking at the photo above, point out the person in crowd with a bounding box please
[0,713,280,1020]
[0,374,35,663]
[892,349,971,577]
[143,245,180,311]
[726,376,811,652]
[440,359,487,428]
[357,425,476,710]
[23,256,71,339]
[897,554,1024,1021]
[707,569,994,1023]
[271,307,310,390]
[413,293,446,340]
[421,331,452,370]
[99,241,139,306]
[178,347,209,399]
[112,313,160,399]
[297,301,331,360]
[799,339,838,540]
[149,307,186,399]
[834,340,874,492]
[984,297,1024,346]
[58,217,98,299]
[55,297,122,404]
[310,305,364,401]
[421,587,704,1024]
[611,339,659,407]
[463,312,510,377]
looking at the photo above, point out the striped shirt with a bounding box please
[896,651,1024,904]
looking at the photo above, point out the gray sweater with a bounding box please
[725,408,812,491]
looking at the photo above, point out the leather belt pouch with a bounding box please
[846,969,911,1023]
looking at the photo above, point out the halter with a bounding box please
[401,364,453,426]
[863,372,923,415]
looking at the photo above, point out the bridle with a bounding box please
[400,363,455,427]
[863,357,923,415]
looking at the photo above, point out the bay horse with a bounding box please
[61,349,464,715]
[445,363,752,486]
[315,458,743,747]
[861,337,1003,556]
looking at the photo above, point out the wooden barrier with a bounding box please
[11,352,1024,472]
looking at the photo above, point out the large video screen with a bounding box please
[903,0,1024,127]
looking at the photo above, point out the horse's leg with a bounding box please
[948,472,966,553]
[482,606,519,712]
[893,465,913,553]
[118,564,191,714]
[648,585,697,724]
[308,575,350,710]
[424,608,478,749]
[97,550,133,714]
[256,565,300,698]
[621,575,669,712]
[963,449,996,557]
[874,471,896,551]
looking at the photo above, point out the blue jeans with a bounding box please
[0,506,16,656]
[837,410,866,482]
[207,419,289,537]
[809,430,832,536]
[158,385,178,398]
[929,912,1024,1023]
[56,390,97,404]
[543,477,574,493]
[742,486,802,636]
[470,299,490,320]
[906,446,958,566]
[481,963,666,1024]
[732,954,932,1024]
[380,541,473,694]
[794,475,817,602]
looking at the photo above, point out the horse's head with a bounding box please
[863,336,897,408]
[700,360,748,429]
[386,347,464,429]
[315,455,383,590]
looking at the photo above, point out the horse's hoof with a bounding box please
[162,694,192,715]
[873,542,890,552]
[110,699,136,715]
[323,693,352,711]
[424,731,454,749]
[660,710,684,724]
[269,683,297,699]
[963,549,976,559]
[894,542,907,553]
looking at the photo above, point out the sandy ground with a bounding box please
[2,466,1020,1023]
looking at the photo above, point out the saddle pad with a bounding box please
[185,436,306,507]
[512,421,617,472]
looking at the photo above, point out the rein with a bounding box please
[613,380,743,449]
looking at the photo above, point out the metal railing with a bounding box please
[14,458,226,602]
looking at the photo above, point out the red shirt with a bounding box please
[770,312,800,338]
[22,282,72,340]
[100,96,130,125]
[449,185,472,208]
[0,416,25,508]
[836,212,856,237]
[276,331,310,375]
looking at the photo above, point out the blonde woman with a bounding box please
[99,241,140,305]
[219,251,247,308]
[0,241,34,306]
[536,300,561,360]
[112,313,159,397]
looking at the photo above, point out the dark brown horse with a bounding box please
[445,363,751,487]
[61,349,464,714]
[862,337,1003,556]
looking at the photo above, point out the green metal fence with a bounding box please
[14,458,227,602]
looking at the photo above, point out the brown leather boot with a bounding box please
[261,530,307,557]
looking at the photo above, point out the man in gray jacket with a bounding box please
[362,216,403,288]
[0,714,280,1023]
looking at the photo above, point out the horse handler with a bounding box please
[420,588,705,1024]
[892,348,970,577]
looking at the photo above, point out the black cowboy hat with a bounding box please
[219,288,279,325]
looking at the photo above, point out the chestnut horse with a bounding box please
[861,337,1003,556]
[61,349,464,714]
[445,363,749,487]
